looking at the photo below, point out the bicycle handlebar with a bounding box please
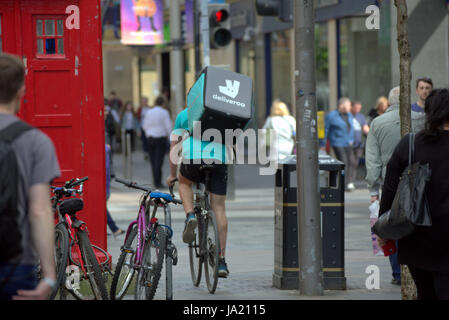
[70,176,88,188]
[115,178,152,193]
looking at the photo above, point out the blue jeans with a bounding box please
[0,264,38,300]
[389,243,401,281]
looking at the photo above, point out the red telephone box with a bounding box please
[0,0,107,249]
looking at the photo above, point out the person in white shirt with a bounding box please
[262,99,296,161]
[142,96,172,188]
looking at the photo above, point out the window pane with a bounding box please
[45,38,56,54]
[36,19,43,36]
[57,20,64,36]
[37,39,44,54]
[57,38,64,54]
[45,20,55,36]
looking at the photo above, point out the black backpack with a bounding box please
[0,121,33,263]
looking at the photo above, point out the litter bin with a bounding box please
[273,154,347,290]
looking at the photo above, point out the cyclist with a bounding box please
[166,108,230,278]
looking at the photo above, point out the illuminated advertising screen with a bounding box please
[120,0,164,45]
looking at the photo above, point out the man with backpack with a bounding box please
[0,53,60,300]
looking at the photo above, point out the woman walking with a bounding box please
[378,89,449,300]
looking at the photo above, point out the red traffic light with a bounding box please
[213,9,228,23]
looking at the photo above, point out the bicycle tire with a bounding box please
[203,210,220,294]
[134,226,166,300]
[189,214,203,287]
[110,225,138,300]
[77,230,109,300]
[49,223,70,300]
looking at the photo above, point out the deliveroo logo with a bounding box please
[219,80,240,99]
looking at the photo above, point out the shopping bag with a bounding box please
[369,200,383,256]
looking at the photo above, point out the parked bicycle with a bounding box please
[110,178,182,300]
[49,177,111,300]
[185,165,221,294]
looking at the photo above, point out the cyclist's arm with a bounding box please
[16,183,56,299]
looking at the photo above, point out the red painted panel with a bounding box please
[0,0,106,250]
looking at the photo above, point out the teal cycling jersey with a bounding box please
[172,109,227,164]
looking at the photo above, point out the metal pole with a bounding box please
[170,0,185,115]
[126,133,132,180]
[294,0,324,296]
[121,129,127,179]
[193,0,202,76]
[200,0,210,67]
[164,205,173,300]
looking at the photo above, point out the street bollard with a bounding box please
[273,154,347,290]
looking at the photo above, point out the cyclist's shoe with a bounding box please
[218,258,229,278]
[182,212,197,244]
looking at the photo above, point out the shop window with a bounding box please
[36,18,64,57]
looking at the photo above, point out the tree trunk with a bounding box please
[394,0,416,300]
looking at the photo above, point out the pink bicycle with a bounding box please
[110,178,182,300]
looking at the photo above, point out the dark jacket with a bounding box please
[379,131,449,272]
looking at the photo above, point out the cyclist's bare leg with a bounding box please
[210,193,227,258]
[178,172,194,215]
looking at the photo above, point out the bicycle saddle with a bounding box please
[150,191,173,202]
[59,198,84,215]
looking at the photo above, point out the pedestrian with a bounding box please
[104,103,116,178]
[347,101,369,191]
[142,96,172,188]
[365,86,425,286]
[105,144,124,238]
[137,97,151,159]
[262,99,296,161]
[320,97,354,191]
[411,77,433,113]
[108,90,123,113]
[120,101,138,152]
[0,53,60,300]
[368,96,388,125]
[377,88,449,299]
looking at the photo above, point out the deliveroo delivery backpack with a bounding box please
[186,66,253,141]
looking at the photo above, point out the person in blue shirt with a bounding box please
[320,97,355,191]
[166,108,230,278]
[348,101,369,191]
[411,77,433,113]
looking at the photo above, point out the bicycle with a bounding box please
[49,177,111,300]
[185,165,221,294]
[110,178,182,300]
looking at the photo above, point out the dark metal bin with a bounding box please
[273,154,346,290]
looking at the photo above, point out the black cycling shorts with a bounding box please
[180,162,228,196]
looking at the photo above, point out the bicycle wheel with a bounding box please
[49,223,69,300]
[203,210,220,294]
[77,230,109,300]
[134,226,167,300]
[188,215,203,287]
[110,225,138,300]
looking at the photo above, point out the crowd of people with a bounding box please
[2,47,449,300]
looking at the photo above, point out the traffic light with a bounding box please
[255,0,292,23]
[208,3,232,49]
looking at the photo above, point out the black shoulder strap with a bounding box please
[0,121,34,143]
[408,132,415,165]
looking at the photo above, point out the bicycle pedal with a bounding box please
[121,246,134,254]
[167,244,178,266]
